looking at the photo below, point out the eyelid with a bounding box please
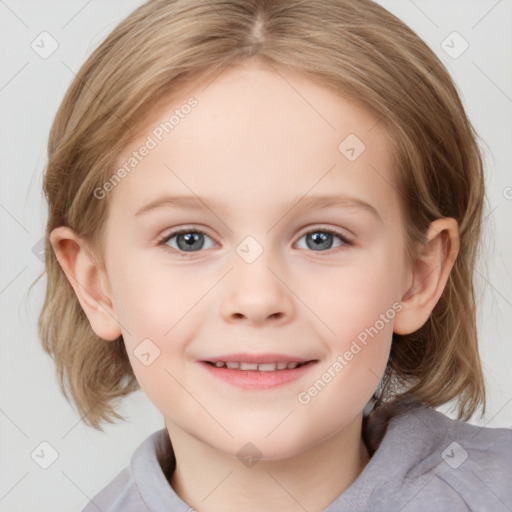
[156,225,217,246]
[296,225,353,243]
[157,226,353,245]
[156,224,355,255]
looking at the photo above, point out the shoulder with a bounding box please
[406,405,512,472]
[81,465,144,512]
[379,404,512,510]
[81,429,178,512]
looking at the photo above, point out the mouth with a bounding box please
[203,360,312,371]
[199,354,318,390]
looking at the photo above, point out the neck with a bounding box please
[166,414,370,512]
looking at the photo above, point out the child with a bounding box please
[39,0,512,510]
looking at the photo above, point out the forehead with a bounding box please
[109,61,398,220]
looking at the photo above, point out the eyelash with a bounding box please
[156,226,354,257]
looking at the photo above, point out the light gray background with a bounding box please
[1,1,511,511]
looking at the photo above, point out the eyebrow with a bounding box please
[135,193,381,221]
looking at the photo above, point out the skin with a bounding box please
[51,59,459,512]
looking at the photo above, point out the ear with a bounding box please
[49,226,122,341]
[393,218,460,335]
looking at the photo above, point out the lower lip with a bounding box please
[199,361,317,390]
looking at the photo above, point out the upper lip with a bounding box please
[201,353,316,364]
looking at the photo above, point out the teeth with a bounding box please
[239,362,259,370]
[258,363,277,372]
[210,361,305,371]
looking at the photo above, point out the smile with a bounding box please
[205,361,308,371]
[199,355,318,390]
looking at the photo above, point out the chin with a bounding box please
[214,423,328,463]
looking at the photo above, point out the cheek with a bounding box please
[311,256,402,344]
[109,255,188,337]
[328,291,394,397]
[309,251,402,388]
[296,269,399,426]
[107,258,204,397]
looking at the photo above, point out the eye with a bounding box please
[158,228,216,254]
[157,226,353,256]
[296,228,353,252]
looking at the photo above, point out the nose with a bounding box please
[220,255,295,327]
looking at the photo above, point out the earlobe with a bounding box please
[49,226,122,341]
[393,218,460,335]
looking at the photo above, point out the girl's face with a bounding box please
[101,60,412,459]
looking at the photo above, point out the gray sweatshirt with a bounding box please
[82,404,512,511]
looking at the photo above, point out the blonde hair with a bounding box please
[36,0,486,431]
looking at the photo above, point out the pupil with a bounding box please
[179,232,202,251]
[308,231,332,250]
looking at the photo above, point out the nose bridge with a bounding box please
[220,234,293,324]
